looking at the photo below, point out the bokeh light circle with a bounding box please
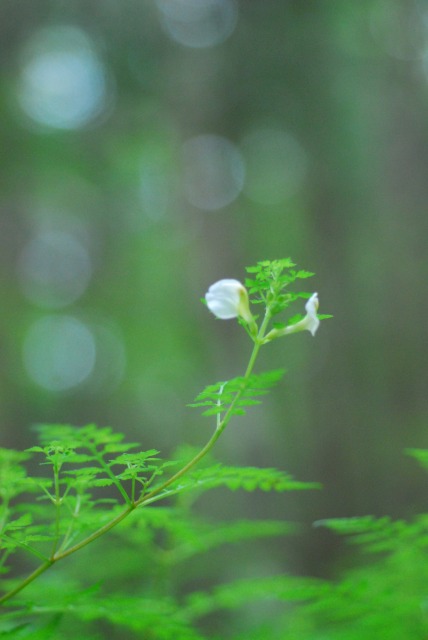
[17,26,109,130]
[23,315,96,392]
[182,134,245,210]
[156,0,238,48]
[18,230,92,309]
[369,0,428,61]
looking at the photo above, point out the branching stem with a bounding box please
[0,309,273,607]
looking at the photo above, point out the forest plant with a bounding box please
[0,259,329,638]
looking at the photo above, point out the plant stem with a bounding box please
[50,461,62,557]
[0,559,54,605]
[57,493,82,554]
[54,504,134,560]
[0,311,272,607]
[90,446,131,505]
[0,506,134,606]
[136,311,271,508]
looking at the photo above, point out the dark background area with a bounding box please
[1,0,428,583]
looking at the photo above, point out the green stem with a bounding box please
[0,559,54,605]
[54,504,134,560]
[136,427,223,508]
[1,535,49,563]
[90,447,130,505]
[0,506,134,606]
[50,462,62,557]
[57,494,82,554]
[131,475,136,504]
[136,312,271,508]
[243,308,271,378]
[0,311,273,607]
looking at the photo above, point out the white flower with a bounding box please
[263,292,320,342]
[302,293,320,336]
[205,279,253,324]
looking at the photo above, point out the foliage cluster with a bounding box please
[3,437,428,639]
[1,260,426,639]
[0,423,321,639]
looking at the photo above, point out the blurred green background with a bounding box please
[1,0,428,586]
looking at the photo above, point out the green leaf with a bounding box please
[167,464,321,496]
[291,269,315,279]
[406,448,428,470]
[313,515,428,555]
[91,479,116,487]
[190,369,285,419]
[112,450,160,467]
[183,574,326,620]
[168,519,295,563]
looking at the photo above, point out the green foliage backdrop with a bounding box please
[1,1,428,637]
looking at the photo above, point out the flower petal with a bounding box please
[206,279,243,319]
[304,293,320,336]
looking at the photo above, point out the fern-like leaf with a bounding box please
[157,464,321,500]
[189,369,285,418]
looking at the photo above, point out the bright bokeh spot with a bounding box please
[156,0,238,48]
[370,0,428,60]
[182,134,245,210]
[17,26,109,130]
[17,230,92,309]
[241,128,308,204]
[23,315,96,392]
